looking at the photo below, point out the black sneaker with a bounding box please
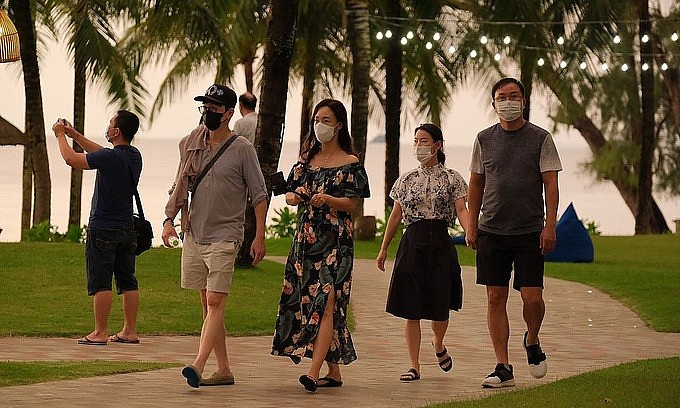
[523,331,547,378]
[481,363,515,388]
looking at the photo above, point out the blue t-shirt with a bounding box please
[86,145,142,228]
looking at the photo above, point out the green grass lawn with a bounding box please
[0,235,678,402]
[430,357,679,408]
[0,361,179,387]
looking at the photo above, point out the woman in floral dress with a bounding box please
[376,123,469,382]
[271,99,370,393]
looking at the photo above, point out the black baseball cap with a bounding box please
[194,84,237,108]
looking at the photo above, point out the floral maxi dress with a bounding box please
[271,162,370,365]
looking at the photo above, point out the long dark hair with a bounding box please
[300,99,355,163]
[415,123,445,165]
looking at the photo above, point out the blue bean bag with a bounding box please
[545,203,594,263]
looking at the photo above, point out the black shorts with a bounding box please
[475,230,544,291]
[85,226,138,295]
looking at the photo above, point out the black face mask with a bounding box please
[203,110,223,131]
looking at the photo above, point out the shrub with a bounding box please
[23,221,86,243]
[267,206,300,239]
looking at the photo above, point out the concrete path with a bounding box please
[1,257,679,407]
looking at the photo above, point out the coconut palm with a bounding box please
[41,0,148,230]
[447,0,672,233]
[9,0,51,237]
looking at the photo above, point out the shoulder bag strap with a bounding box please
[126,154,146,221]
[190,134,238,194]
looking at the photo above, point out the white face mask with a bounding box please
[414,145,435,164]
[314,122,337,143]
[104,127,112,143]
[495,100,524,122]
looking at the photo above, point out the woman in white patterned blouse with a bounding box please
[376,123,470,382]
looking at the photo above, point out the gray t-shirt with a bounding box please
[189,135,267,244]
[469,122,562,235]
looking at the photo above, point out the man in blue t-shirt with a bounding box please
[53,110,143,346]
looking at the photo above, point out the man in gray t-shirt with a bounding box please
[467,78,561,389]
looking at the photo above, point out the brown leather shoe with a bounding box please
[200,371,235,386]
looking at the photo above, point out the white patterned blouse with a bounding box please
[389,163,468,228]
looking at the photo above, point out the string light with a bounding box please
[370,16,679,73]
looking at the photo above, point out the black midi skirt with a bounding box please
[385,219,463,321]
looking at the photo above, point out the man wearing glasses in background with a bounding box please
[466,77,562,388]
[162,84,268,388]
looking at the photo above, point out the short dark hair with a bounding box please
[114,110,140,142]
[239,92,257,111]
[491,77,525,101]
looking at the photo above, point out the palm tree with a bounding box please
[42,0,147,230]
[9,0,52,237]
[448,0,672,233]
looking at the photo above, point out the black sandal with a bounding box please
[399,368,420,381]
[299,374,317,392]
[435,346,453,372]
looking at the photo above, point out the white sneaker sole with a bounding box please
[530,360,547,379]
[482,377,515,388]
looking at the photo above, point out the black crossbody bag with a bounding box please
[127,159,153,255]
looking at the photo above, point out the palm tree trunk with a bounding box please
[11,0,51,229]
[299,60,315,152]
[384,0,402,210]
[635,0,661,234]
[346,0,370,218]
[240,0,299,266]
[69,50,86,230]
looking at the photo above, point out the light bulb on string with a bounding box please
[557,36,564,45]
[613,35,621,44]
[671,32,678,42]
[480,35,488,44]
[425,41,433,50]
[385,30,392,39]
[600,63,608,71]
[433,32,440,41]
[448,45,456,54]
[642,62,649,70]
[537,58,545,66]
[401,37,407,45]
[579,62,587,70]
[621,63,629,71]
[503,35,511,44]
[376,32,383,40]
[560,60,567,69]
[661,62,668,71]
[641,34,649,43]
[470,50,477,58]
[406,31,414,40]
[494,53,501,61]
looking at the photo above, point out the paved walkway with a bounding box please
[1,257,679,407]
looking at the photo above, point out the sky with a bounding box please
[0,28,590,150]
